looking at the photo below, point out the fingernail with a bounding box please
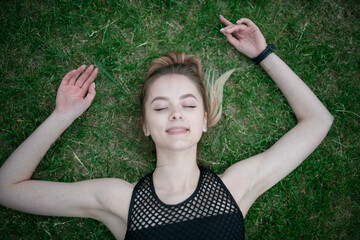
[220,28,226,36]
[220,15,223,17]
[236,20,240,24]
[226,29,230,32]
[93,82,96,89]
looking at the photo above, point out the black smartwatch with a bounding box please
[252,44,276,65]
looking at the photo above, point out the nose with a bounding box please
[169,107,184,121]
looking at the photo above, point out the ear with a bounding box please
[203,112,208,132]
[144,129,150,136]
[143,127,150,137]
[141,117,150,136]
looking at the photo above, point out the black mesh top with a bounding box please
[124,167,245,240]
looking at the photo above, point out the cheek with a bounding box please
[190,112,206,130]
[144,113,164,134]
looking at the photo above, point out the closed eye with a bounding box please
[184,106,196,108]
[154,108,168,111]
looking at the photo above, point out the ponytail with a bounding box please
[204,69,236,127]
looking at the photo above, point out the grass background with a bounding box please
[0,0,359,239]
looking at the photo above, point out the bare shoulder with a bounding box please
[88,178,134,222]
[219,154,263,217]
[75,178,134,239]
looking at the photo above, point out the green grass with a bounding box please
[1,0,359,239]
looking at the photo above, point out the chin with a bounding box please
[156,140,200,152]
[152,132,203,152]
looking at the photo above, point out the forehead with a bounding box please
[147,74,202,100]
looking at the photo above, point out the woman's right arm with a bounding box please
[0,66,132,221]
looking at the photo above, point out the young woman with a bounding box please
[0,16,333,239]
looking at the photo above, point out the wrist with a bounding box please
[50,110,76,127]
[252,44,276,65]
[259,53,277,72]
[253,45,267,58]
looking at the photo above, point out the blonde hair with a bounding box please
[140,51,235,127]
[204,68,236,127]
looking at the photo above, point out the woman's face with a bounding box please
[143,74,207,152]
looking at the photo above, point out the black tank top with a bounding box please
[124,167,245,240]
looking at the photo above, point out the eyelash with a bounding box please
[154,106,196,111]
[155,108,167,111]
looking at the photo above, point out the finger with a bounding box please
[225,24,248,35]
[225,31,242,50]
[219,15,233,26]
[75,65,94,88]
[60,70,77,86]
[84,81,96,104]
[220,23,236,35]
[68,65,86,85]
[81,67,98,91]
[236,18,255,27]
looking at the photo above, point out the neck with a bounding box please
[153,145,200,190]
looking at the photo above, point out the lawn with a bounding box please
[1,0,359,239]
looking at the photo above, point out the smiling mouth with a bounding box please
[166,127,189,135]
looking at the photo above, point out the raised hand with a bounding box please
[220,16,267,58]
[54,65,98,120]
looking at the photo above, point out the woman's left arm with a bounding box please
[246,52,334,192]
[219,16,334,216]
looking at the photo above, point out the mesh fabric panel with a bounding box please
[125,167,245,239]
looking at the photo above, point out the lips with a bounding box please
[166,126,189,135]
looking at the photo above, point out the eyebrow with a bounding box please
[151,94,198,104]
